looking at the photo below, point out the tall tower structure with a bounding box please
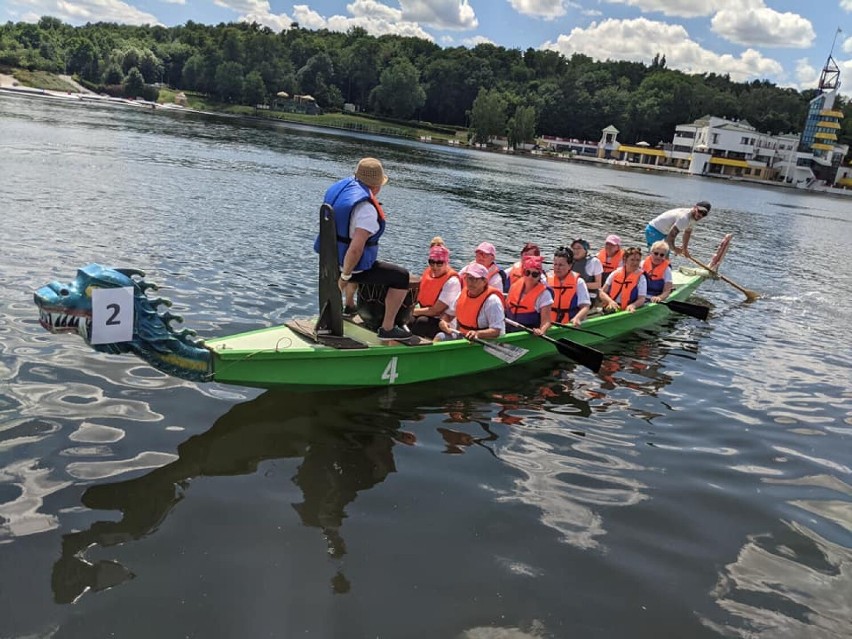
[799,31,845,182]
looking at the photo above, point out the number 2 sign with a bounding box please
[91,287,134,344]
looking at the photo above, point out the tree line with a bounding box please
[1,16,850,149]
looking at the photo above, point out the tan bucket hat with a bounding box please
[354,157,389,187]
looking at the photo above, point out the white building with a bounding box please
[665,116,807,183]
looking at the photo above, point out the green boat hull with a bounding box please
[206,269,709,390]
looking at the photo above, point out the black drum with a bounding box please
[356,275,420,331]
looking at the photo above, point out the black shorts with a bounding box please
[351,261,409,290]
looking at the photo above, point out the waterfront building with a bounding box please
[798,48,847,187]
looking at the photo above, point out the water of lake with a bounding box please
[1,92,851,638]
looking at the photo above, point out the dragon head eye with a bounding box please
[59,288,70,296]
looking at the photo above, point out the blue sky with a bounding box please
[3,0,851,94]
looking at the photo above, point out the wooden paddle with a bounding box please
[657,299,710,320]
[685,254,759,301]
[504,319,603,373]
[452,331,528,364]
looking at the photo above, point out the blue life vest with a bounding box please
[313,177,385,272]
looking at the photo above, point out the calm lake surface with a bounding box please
[1,92,851,639]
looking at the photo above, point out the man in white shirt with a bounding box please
[645,201,710,257]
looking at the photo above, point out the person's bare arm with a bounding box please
[341,228,371,276]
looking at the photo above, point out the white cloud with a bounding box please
[292,4,330,29]
[291,1,434,40]
[212,0,433,39]
[711,7,814,48]
[844,36,852,54]
[160,0,185,4]
[842,0,852,11]
[600,0,760,19]
[543,17,784,82]
[399,0,478,30]
[582,9,603,17]
[213,0,271,13]
[794,58,818,88]
[461,35,496,47]
[508,0,568,20]
[213,0,292,30]
[7,0,161,25]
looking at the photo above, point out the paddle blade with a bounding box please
[663,300,710,321]
[483,341,528,364]
[555,339,603,373]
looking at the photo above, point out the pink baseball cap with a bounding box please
[475,242,496,256]
[522,255,543,271]
[428,245,450,261]
[464,262,489,279]
[605,234,622,246]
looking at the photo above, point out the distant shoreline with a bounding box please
[2,78,849,200]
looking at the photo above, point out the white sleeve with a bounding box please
[588,258,603,276]
[535,288,554,312]
[482,295,506,335]
[674,209,693,232]
[603,272,615,291]
[576,279,591,306]
[487,272,503,291]
[663,266,673,283]
[637,275,647,298]
[349,200,380,236]
[437,276,462,307]
[445,295,458,317]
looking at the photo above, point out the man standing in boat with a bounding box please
[319,157,411,341]
[644,201,710,258]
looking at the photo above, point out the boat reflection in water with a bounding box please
[51,387,411,603]
[51,347,681,605]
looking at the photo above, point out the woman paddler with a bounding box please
[505,255,553,335]
[598,247,647,313]
[643,240,674,303]
[570,238,603,306]
[505,243,541,289]
[410,244,461,339]
[435,262,505,341]
[597,234,624,284]
[548,247,591,327]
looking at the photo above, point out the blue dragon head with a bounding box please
[34,264,213,382]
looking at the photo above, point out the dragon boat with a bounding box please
[33,232,734,392]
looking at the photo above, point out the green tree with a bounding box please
[369,57,425,119]
[181,53,204,91]
[244,69,266,106]
[102,63,124,85]
[508,105,536,149]
[121,47,143,74]
[123,67,144,98]
[296,52,334,101]
[470,88,507,145]
[214,61,244,102]
[138,50,163,84]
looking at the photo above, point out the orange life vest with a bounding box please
[608,268,642,311]
[418,268,458,308]
[598,247,623,278]
[507,263,524,287]
[642,256,669,297]
[506,280,546,326]
[456,287,503,331]
[548,271,579,322]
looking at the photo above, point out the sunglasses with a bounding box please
[652,251,667,257]
[428,259,445,265]
[524,270,541,277]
